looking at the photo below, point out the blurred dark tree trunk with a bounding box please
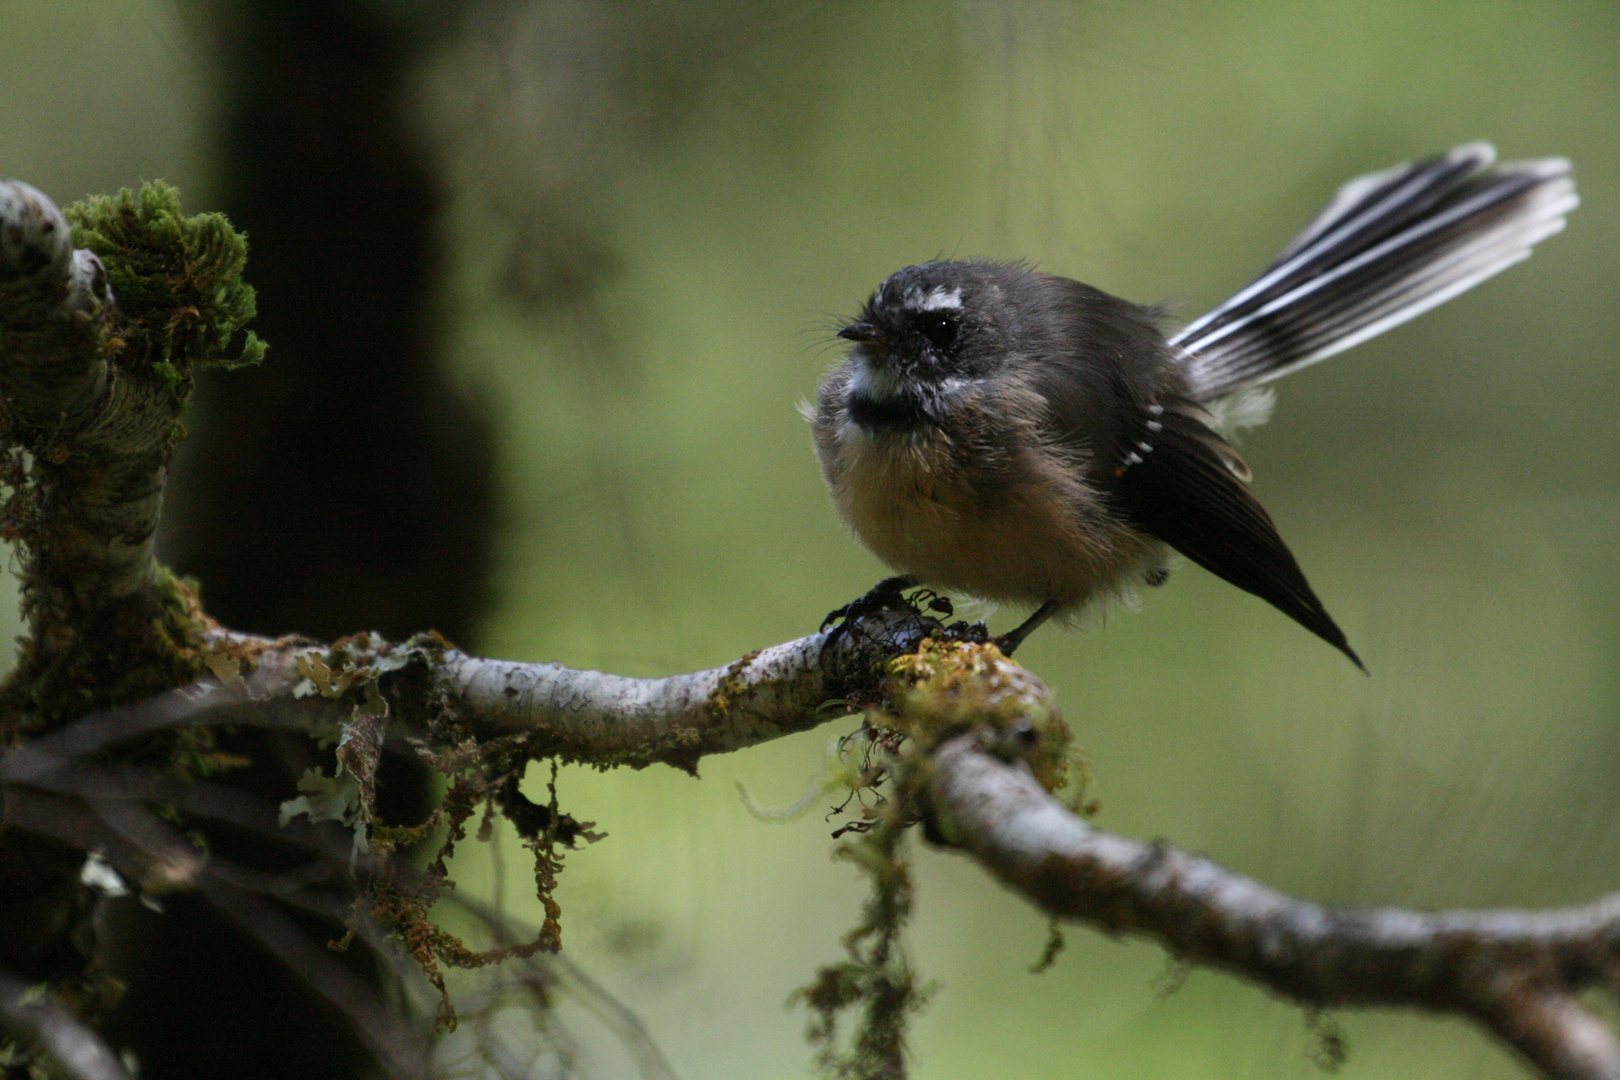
[108,3,496,1077]
[165,1,496,647]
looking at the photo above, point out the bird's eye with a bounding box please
[916,313,958,351]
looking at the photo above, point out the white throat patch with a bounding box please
[847,357,902,401]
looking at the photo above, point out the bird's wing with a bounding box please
[1108,399,1363,668]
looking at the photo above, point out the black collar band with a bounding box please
[846,388,934,433]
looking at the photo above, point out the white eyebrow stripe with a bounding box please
[915,286,963,311]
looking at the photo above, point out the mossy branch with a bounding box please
[0,180,263,733]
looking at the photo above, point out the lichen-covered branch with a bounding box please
[921,733,1620,1080]
[440,641,837,769]
[55,616,924,775]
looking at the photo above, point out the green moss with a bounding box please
[65,181,265,397]
[0,564,217,738]
[879,638,1072,794]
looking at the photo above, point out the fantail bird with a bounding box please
[809,143,1577,665]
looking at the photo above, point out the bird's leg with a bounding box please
[994,600,1060,656]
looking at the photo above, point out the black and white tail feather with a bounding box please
[1173,143,1577,401]
[1117,143,1575,669]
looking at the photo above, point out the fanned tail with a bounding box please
[1174,143,1577,400]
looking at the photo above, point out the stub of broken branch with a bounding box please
[0,178,169,609]
[0,180,266,736]
[0,180,116,423]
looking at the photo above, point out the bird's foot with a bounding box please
[821,577,1001,660]
[822,576,924,631]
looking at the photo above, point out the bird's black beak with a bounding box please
[837,321,884,344]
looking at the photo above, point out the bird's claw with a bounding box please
[821,575,921,632]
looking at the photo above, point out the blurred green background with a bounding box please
[4,1,1618,1077]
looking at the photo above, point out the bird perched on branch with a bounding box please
[810,144,1577,665]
